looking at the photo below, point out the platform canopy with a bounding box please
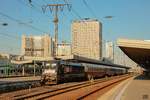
[117,38,150,70]
[56,55,130,69]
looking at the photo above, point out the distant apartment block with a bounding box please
[71,18,102,60]
[0,53,10,59]
[22,34,53,58]
[57,43,71,56]
[105,42,114,61]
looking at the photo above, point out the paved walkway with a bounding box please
[99,75,150,100]
[0,76,41,84]
[121,75,150,100]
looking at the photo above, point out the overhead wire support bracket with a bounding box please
[42,3,71,57]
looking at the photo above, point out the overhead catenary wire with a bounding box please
[60,12,67,42]
[0,33,19,40]
[42,0,50,4]
[0,43,20,52]
[63,0,89,25]
[17,0,39,12]
[0,33,20,52]
[82,0,97,18]
[63,0,82,19]
[0,11,48,33]
[71,8,83,19]
[17,0,50,18]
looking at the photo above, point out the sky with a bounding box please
[0,0,150,54]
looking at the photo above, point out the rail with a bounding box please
[11,74,131,100]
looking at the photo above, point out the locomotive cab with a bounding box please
[41,63,58,84]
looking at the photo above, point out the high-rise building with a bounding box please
[71,18,102,60]
[22,34,53,58]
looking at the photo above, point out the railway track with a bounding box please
[0,74,131,100]
[0,80,40,94]
[0,80,91,99]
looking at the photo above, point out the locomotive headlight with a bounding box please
[46,63,50,66]
[52,63,57,67]
[51,63,57,69]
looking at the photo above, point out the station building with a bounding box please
[57,43,71,57]
[105,41,114,62]
[21,34,54,60]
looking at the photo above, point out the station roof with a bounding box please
[11,57,54,65]
[57,55,130,69]
[11,60,33,64]
[117,38,150,70]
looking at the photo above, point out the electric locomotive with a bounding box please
[41,60,85,84]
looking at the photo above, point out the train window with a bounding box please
[72,66,84,73]
[1,70,4,74]
[69,66,72,72]
[63,64,84,74]
[64,66,70,73]
[63,65,73,73]
[72,66,79,73]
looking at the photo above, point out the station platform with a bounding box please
[98,74,150,100]
[0,76,41,85]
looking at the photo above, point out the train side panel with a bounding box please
[58,64,85,82]
[84,63,107,80]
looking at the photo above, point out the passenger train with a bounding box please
[40,60,128,84]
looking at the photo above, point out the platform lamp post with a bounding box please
[1,22,8,76]
[103,16,114,63]
[112,42,115,63]
[102,40,106,60]
[33,60,35,76]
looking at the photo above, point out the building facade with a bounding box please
[105,41,114,61]
[22,34,53,58]
[71,18,102,60]
[57,43,71,56]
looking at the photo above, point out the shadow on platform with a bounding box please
[134,74,150,80]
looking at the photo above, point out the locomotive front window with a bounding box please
[50,63,57,69]
[45,63,57,70]
[42,63,57,74]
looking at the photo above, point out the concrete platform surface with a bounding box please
[121,75,150,100]
[99,75,150,100]
[0,76,41,84]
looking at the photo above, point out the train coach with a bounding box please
[40,60,128,84]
